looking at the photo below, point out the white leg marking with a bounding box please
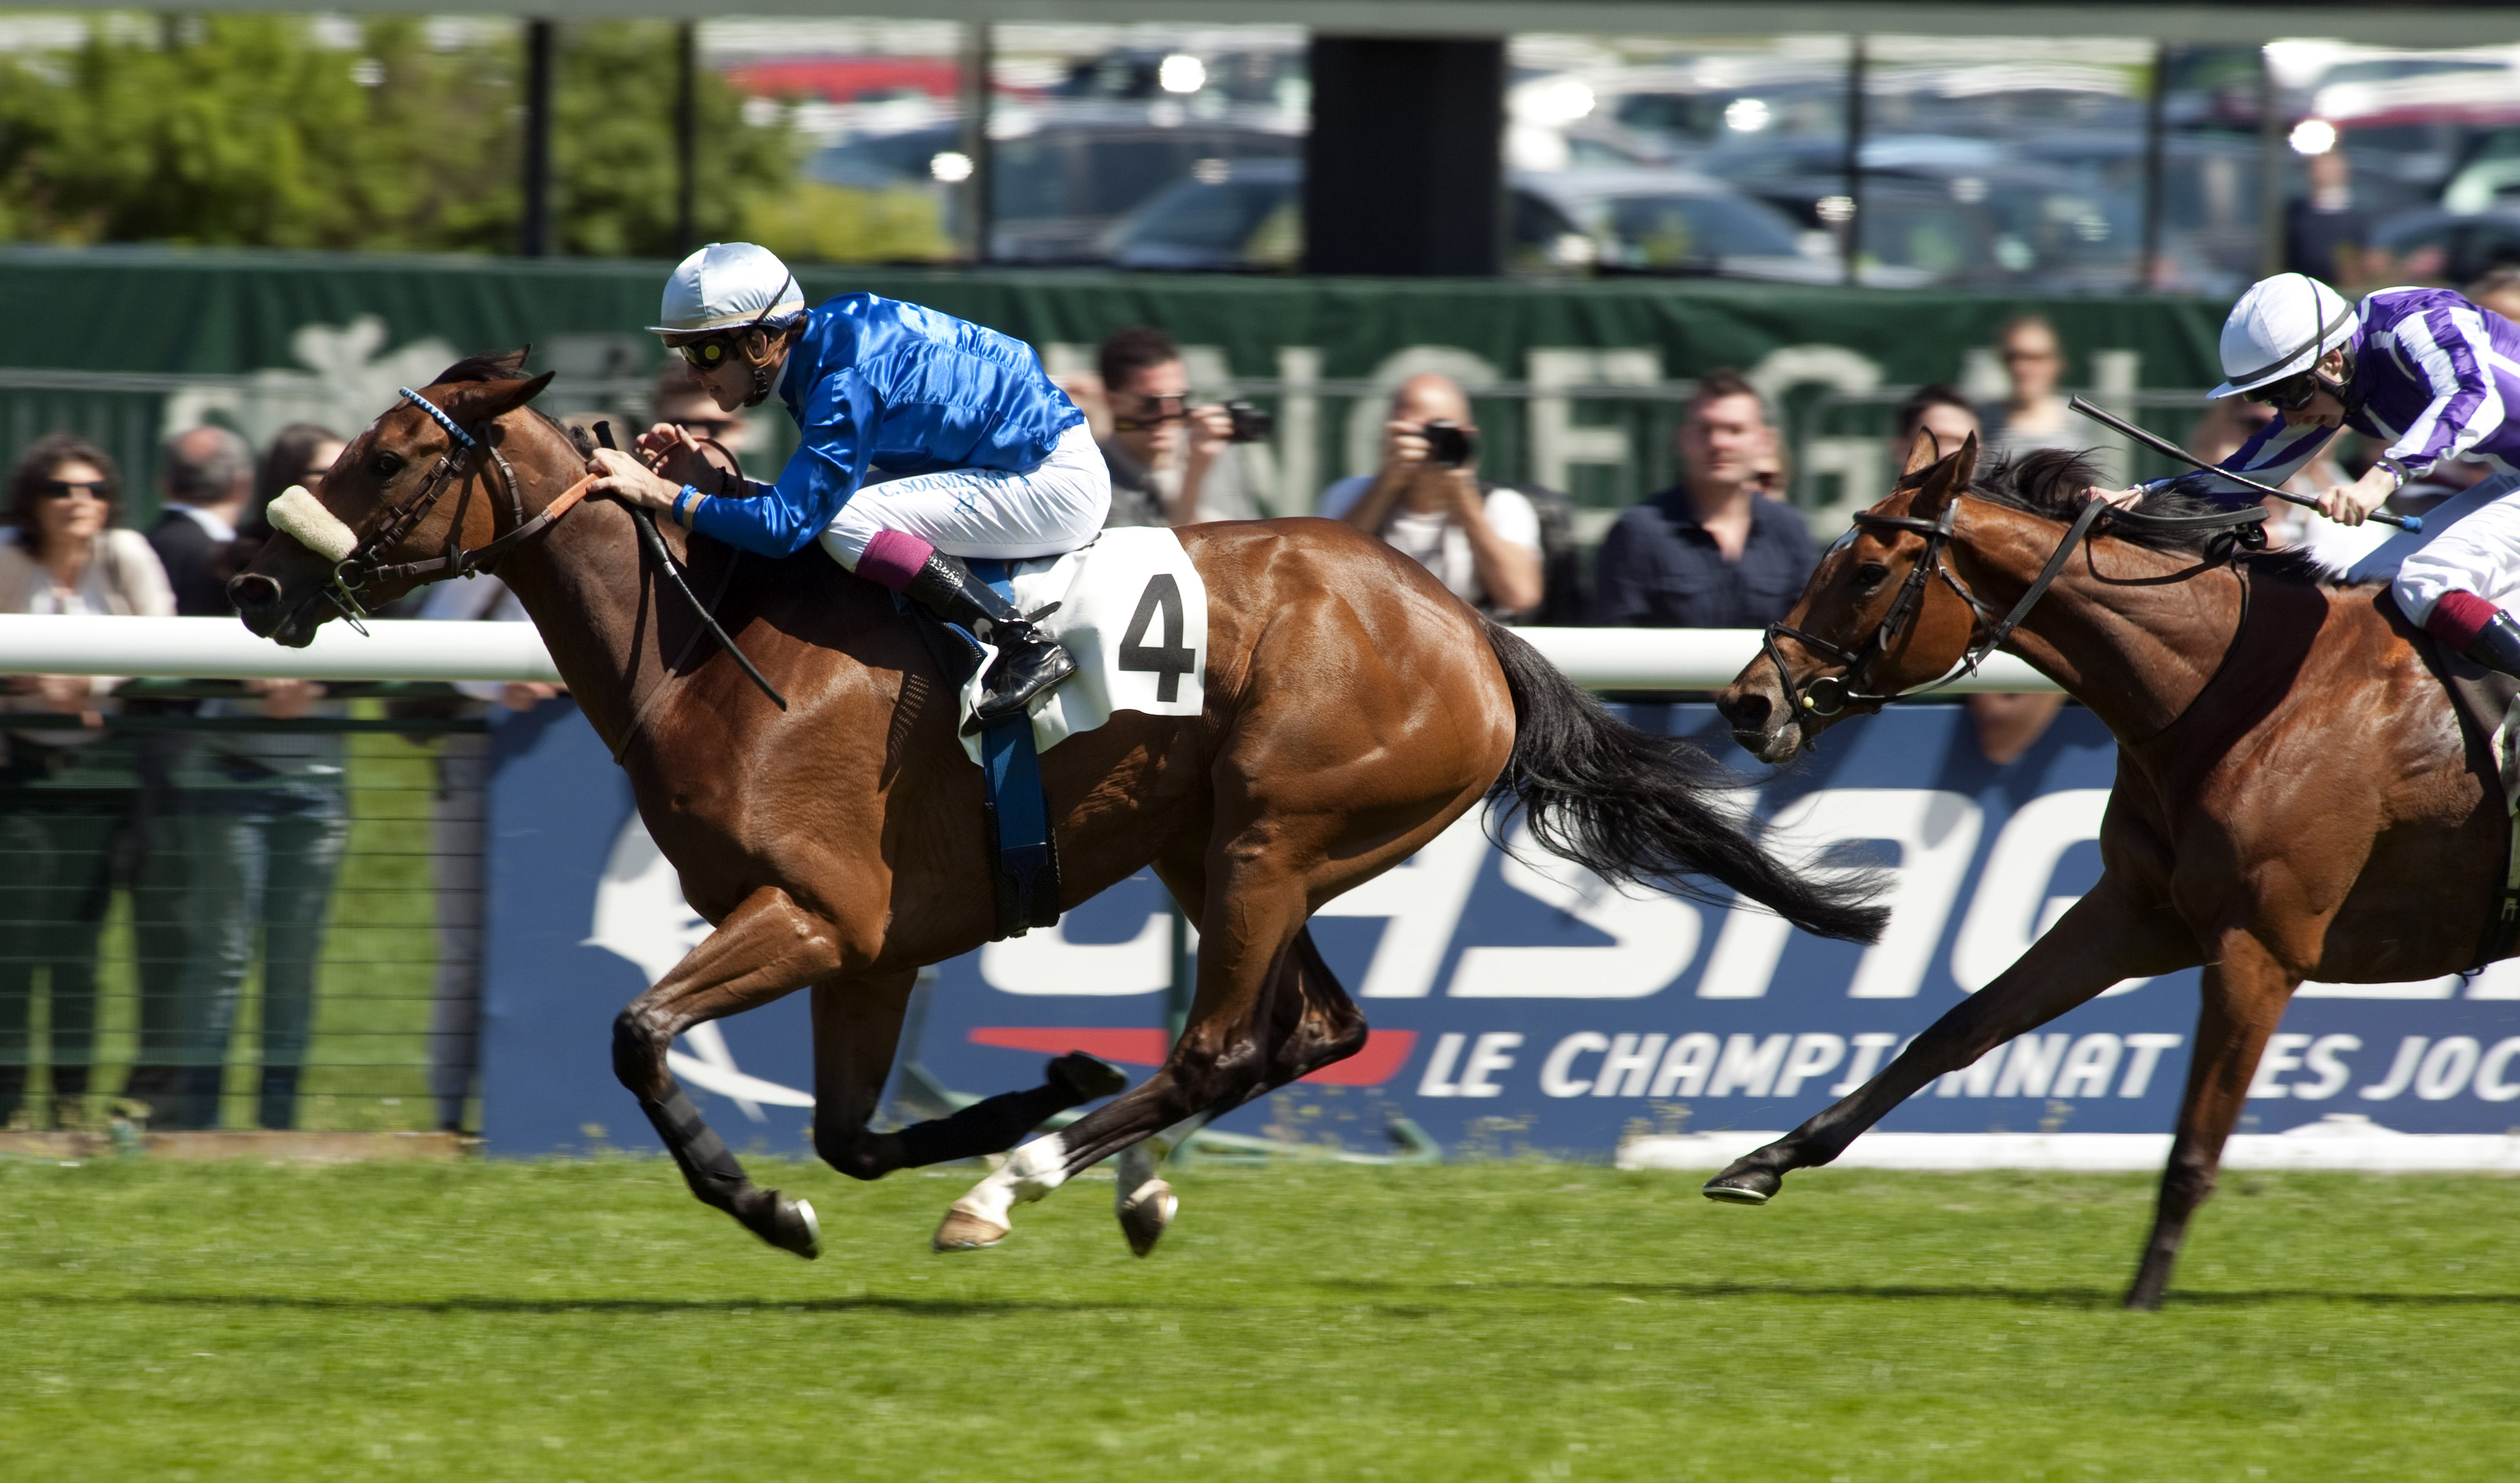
[949,1132,1071,1230]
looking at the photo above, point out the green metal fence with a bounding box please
[1,691,483,1136]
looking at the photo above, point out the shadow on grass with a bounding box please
[1314,1277,2520,1309]
[9,1292,1174,1318]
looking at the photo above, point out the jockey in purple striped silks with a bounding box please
[2107,272,2520,678]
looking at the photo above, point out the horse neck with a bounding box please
[1948,498,2246,742]
[467,423,656,755]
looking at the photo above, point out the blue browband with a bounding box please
[397,386,477,449]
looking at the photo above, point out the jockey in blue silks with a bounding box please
[2112,272,2520,677]
[584,242,1108,726]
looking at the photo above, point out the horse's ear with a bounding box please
[1901,428,1942,478]
[446,371,556,424]
[1909,432,1979,520]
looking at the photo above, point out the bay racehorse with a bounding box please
[230,353,1885,1258]
[1703,432,2507,1309]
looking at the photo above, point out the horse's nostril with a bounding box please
[1723,691,1773,731]
[228,573,282,611]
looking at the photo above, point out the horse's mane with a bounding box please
[431,348,594,455]
[1952,447,2341,586]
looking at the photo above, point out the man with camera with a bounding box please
[1318,374,1548,619]
[1094,326,1264,528]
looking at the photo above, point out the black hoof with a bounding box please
[1047,1051,1129,1103]
[738,1191,822,1260]
[1701,1164,1782,1205]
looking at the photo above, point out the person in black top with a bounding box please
[146,427,253,618]
[1589,368,1815,629]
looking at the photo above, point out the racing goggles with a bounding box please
[671,274,796,372]
[2241,369,2337,412]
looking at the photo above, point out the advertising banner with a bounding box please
[479,698,2520,1162]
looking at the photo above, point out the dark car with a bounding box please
[1103,158,1598,273]
[2371,207,2520,285]
[1707,134,2146,290]
[808,117,1300,262]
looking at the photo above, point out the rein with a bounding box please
[317,387,587,632]
[1765,489,2269,720]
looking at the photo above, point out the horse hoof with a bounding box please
[933,1206,1010,1252]
[752,1194,821,1260]
[1047,1051,1130,1102]
[1701,1167,1780,1205]
[1117,1178,1178,1258]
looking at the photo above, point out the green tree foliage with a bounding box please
[0,16,944,262]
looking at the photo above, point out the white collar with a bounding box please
[170,503,237,542]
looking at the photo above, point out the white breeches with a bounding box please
[818,422,1110,570]
[2388,470,2520,624]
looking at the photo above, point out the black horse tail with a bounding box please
[1480,620,1888,945]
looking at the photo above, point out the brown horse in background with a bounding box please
[1704,433,2507,1309]
[230,354,1884,1258]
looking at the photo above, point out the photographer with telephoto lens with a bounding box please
[1093,326,1262,527]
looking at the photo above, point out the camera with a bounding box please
[1223,400,1274,444]
[1421,419,1479,468]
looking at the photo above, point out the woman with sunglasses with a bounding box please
[584,242,1107,727]
[2106,272,2520,678]
[0,433,175,1126]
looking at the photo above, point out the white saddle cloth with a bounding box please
[953,526,1209,764]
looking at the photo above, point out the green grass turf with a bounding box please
[4,1157,2517,1481]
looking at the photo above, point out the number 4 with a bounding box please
[1118,573,1196,702]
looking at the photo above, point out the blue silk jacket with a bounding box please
[687,293,1083,556]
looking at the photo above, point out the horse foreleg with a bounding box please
[2125,933,2295,1310]
[1704,872,2201,1204]
[612,885,846,1259]
[808,967,1128,1181]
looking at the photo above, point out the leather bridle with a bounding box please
[316,386,585,632]
[1762,488,2268,721]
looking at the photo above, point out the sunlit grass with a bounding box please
[4,1157,2517,1480]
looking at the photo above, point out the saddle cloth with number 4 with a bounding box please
[952,526,1209,766]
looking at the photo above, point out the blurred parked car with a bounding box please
[1706,133,2147,290]
[809,117,1298,262]
[1523,169,1932,285]
[1107,159,1612,272]
[1100,157,1873,280]
[2371,207,2520,285]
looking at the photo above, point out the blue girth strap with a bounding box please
[969,560,1062,939]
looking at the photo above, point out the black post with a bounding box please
[674,21,698,257]
[957,23,994,262]
[1839,33,1866,287]
[2139,40,2170,292]
[521,19,556,258]
[1304,37,1504,276]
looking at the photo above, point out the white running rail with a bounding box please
[0,615,2058,692]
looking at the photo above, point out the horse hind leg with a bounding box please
[1110,924,1363,1257]
[934,906,1364,1255]
[807,967,1128,1182]
[612,885,848,1259]
[2125,935,2297,1311]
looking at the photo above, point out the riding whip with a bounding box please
[2066,395,2420,533]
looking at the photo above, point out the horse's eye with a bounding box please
[1853,561,1890,591]
[369,450,405,479]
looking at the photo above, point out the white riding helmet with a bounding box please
[648,242,805,336]
[2210,273,2358,398]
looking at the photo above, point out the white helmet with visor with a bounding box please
[2211,273,2358,405]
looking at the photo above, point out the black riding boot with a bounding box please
[902,551,1077,729]
[2467,610,2520,680]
